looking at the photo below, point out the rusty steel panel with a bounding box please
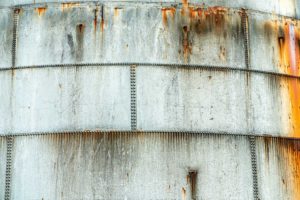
[0,66,131,135]
[1,1,299,17]
[15,3,245,68]
[10,133,253,200]
[251,74,300,138]
[137,66,248,134]
[256,137,300,200]
[0,8,13,69]
[249,12,300,76]
[0,137,6,199]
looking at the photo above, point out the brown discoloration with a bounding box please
[35,7,46,16]
[182,26,192,63]
[114,7,123,18]
[101,6,105,32]
[219,46,226,61]
[263,137,272,162]
[161,7,176,26]
[184,6,228,35]
[93,8,98,33]
[61,3,80,10]
[14,8,21,14]
[161,5,230,63]
[187,170,197,200]
[76,24,85,61]
[77,24,84,33]
[276,139,300,200]
[263,19,300,137]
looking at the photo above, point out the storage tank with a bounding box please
[0,0,300,199]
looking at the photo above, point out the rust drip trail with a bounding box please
[100,6,105,32]
[187,170,197,200]
[177,4,228,63]
[93,8,98,33]
[35,7,47,16]
[76,24,85,61]
[182,25,191,63]
[161,7,176,26]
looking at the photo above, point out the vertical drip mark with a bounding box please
[187,170,197,200]
[130,65,137,131]
[4,137,14,200]
[249,136,259,200]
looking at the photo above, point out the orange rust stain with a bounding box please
[278,139,300,199]
[35,7,47,16]
[181,6,227,34]
[61,3,80,10]
[181,0,189,16]
[161,7,176,26]
[269,20,300,137]
[288,78,300,137]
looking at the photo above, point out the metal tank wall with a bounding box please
[0,0,300,200]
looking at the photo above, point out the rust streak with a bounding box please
[182,25,191,63]
[271,20,300,137]
[187,170,197,200]
[93,8,98,33]
[278,139,300,200]
[161,7,176,26]
[101,6,105,32]
[61,3,80,11]
[35,7,46,16]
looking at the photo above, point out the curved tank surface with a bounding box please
[0,0,300,200]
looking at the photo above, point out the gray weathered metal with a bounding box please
[1,0,300,200]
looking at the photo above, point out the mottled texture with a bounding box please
[0,9,13,69]
[10,133,253,200]
[0,67,131,135]
[256,137,300,200]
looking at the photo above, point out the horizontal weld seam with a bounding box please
[1,63,300,79]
